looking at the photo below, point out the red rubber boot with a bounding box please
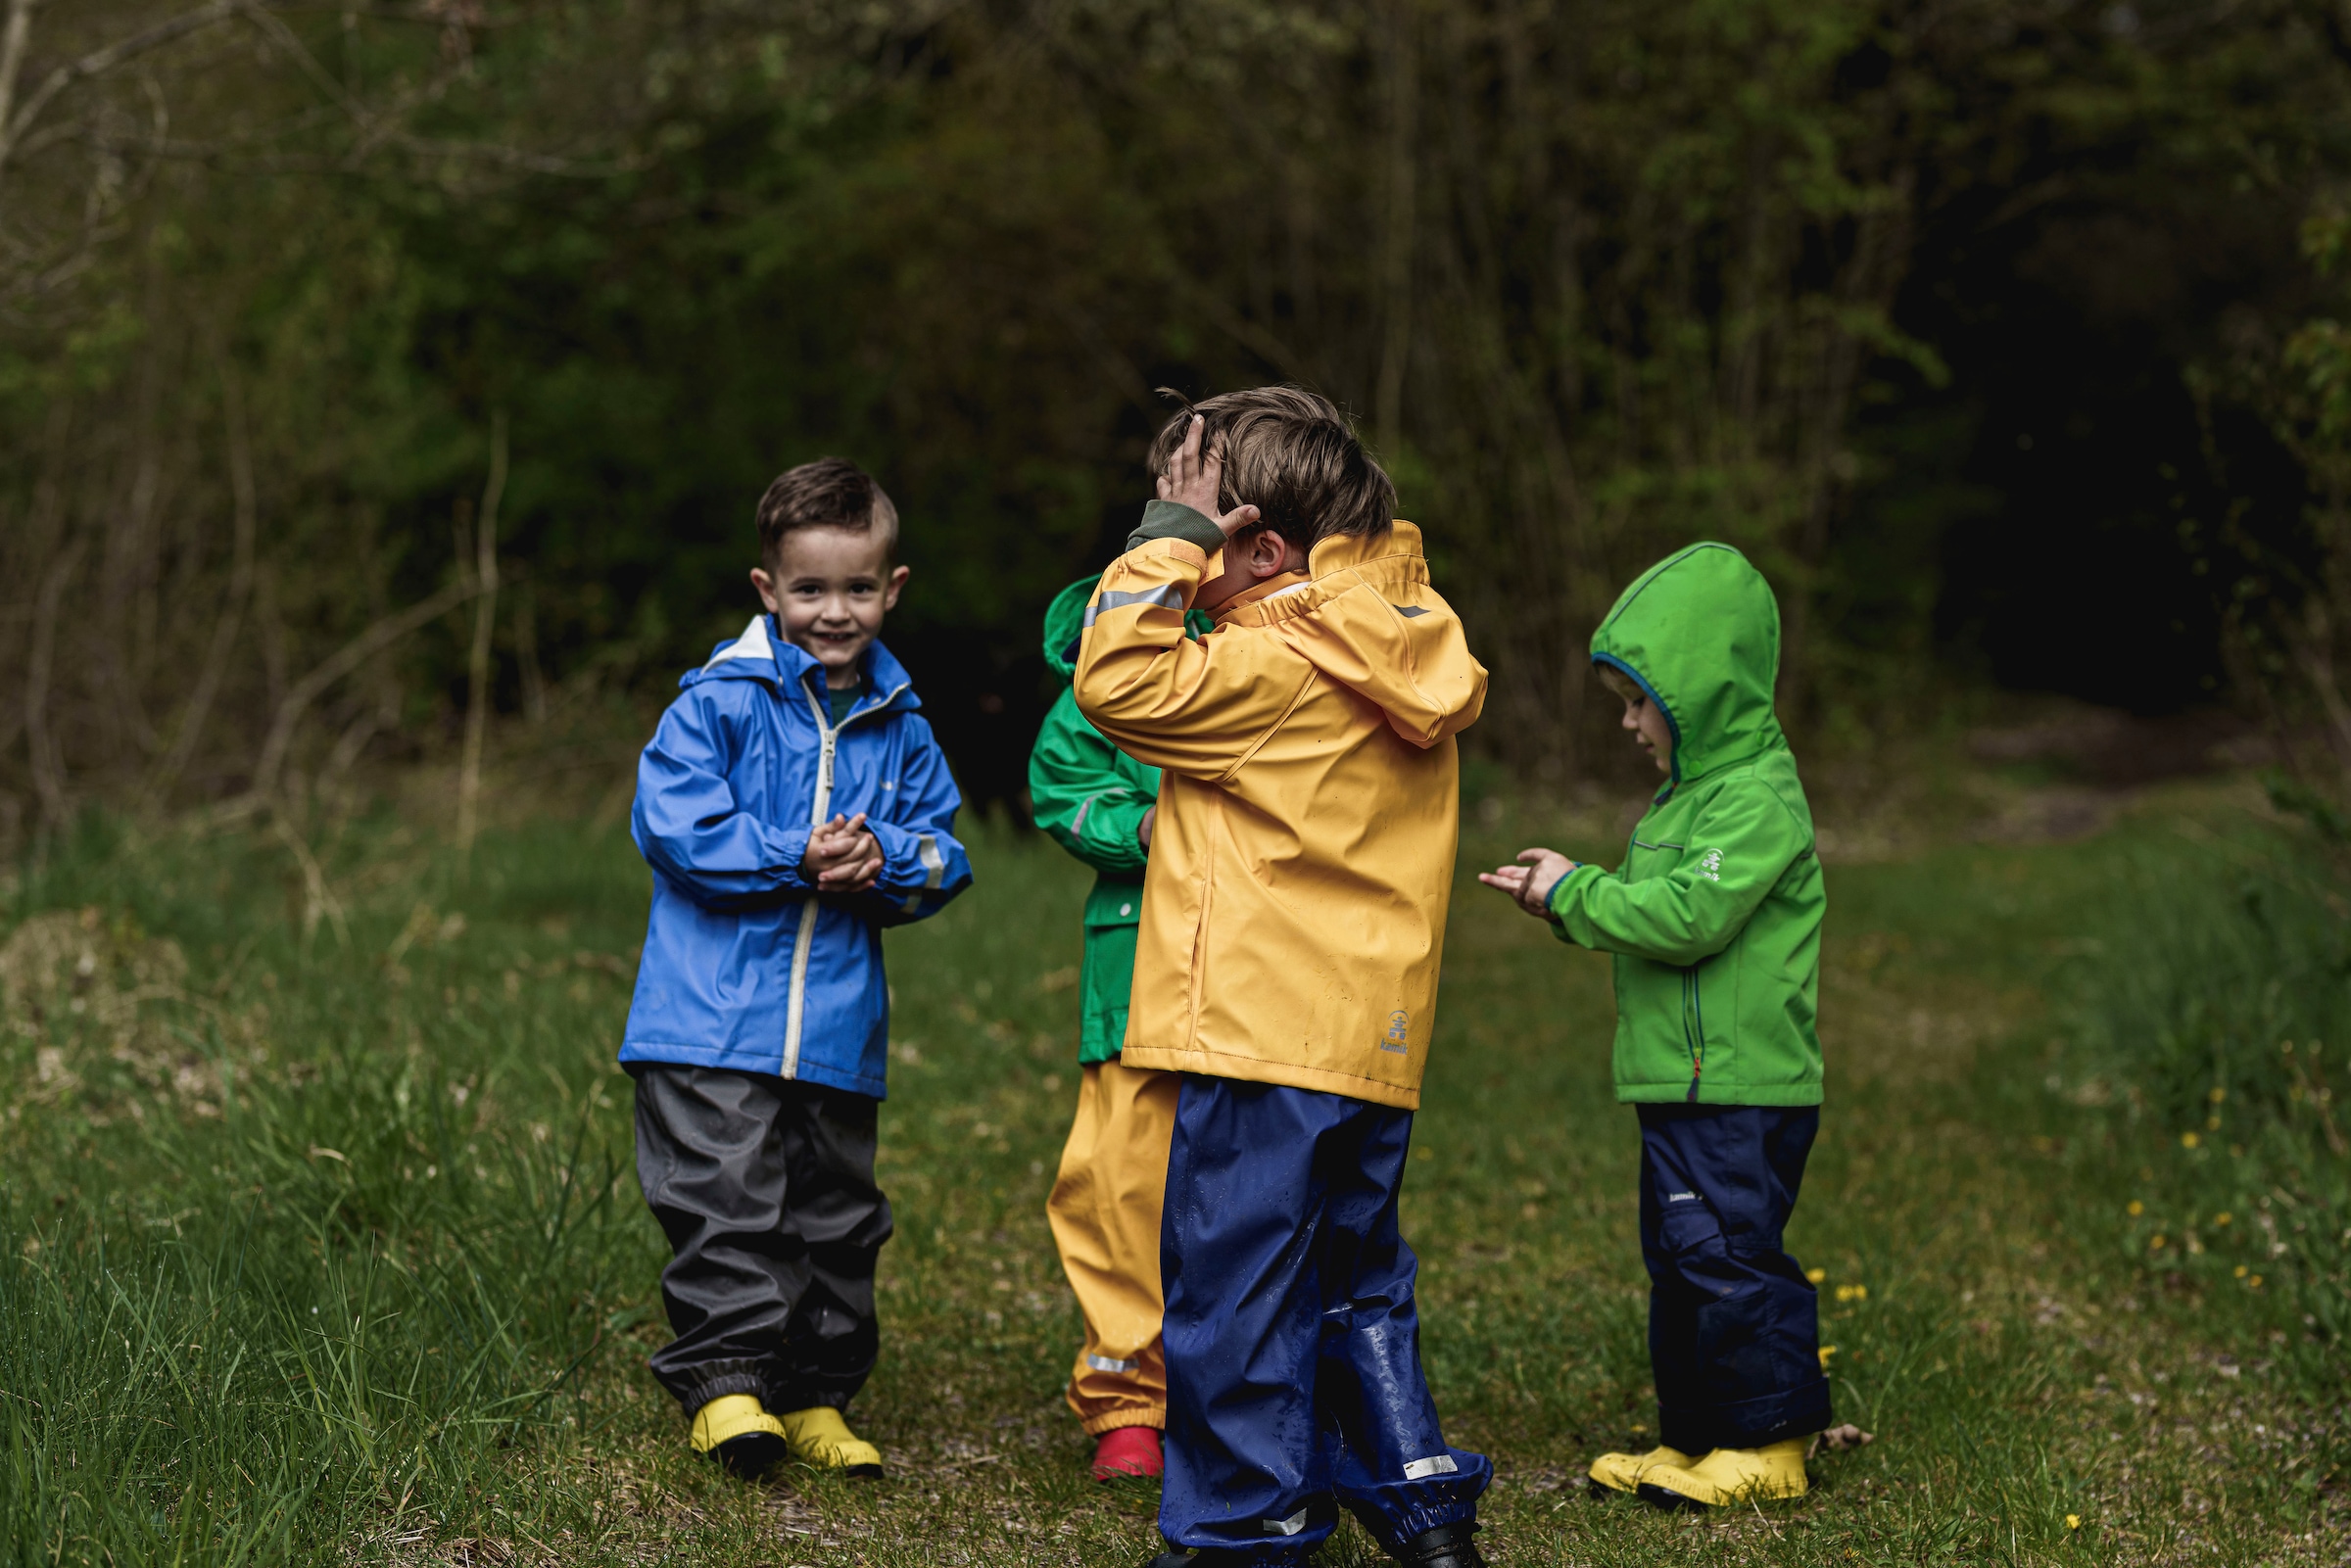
[1091,1425,1165,1481]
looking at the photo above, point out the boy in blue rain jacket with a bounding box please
[620,457,971,1480]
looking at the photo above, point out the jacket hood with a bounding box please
[685,614,921,714]
[1590,542,1782,789]
[1227,521,1487,747]
[1044,575,1212,683]
[1043,578,1094,680]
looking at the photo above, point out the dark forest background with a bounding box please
[10,0,2351,835]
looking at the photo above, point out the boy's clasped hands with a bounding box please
[803,812,883,892]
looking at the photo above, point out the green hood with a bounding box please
[1590,543,1785,789]
[1043,577,1095,681]
[1042,574,1212,682]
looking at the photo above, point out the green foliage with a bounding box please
[2265,768,2351,843]
[13,0,2351,829]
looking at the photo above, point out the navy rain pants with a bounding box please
[1639,1103,1834,1452]
[1158,1075,1490,1562]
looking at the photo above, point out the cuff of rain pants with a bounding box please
[1081,1405,1167,1437]
[1658,1375,1832,1454]
[675,1361,769,1416]
[1377,1500,1483,1557]
[765,1385,853,1416]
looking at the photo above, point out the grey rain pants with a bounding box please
[628,1064,893,1417]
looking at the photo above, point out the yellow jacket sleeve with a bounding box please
[1071,539,1310,781]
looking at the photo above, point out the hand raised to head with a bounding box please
[1157,414,1262,539]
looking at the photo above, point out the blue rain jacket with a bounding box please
[619,615,972,1096]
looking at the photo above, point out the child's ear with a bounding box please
[751,566,781,614]
[883,563,909,612]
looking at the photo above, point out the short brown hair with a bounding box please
[1147,386,1395,546]
[754,457,899,562]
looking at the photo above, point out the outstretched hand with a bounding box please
[1478,848,1580,922]
[1159,414,1262,539]
[803,813,884,893]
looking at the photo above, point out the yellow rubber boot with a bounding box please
[775,1404,885,1478]
[1586,1445,1696,1497]
[1637,1438,1809,1510]
[688,1394,790,1478]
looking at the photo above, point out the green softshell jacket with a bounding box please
[1030,577,1208,1064]
[1546,543,1826,1106]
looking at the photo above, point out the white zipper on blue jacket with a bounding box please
[780,670,910,1079]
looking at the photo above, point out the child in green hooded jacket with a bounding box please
[1029,577,1210,1482]
[1481,542,1832,1511]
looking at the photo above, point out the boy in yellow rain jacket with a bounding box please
[1074,388,1491,1568]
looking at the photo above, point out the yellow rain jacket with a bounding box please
[1072,519,1486,1109]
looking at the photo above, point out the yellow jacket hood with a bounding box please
[1212,524,1486,748]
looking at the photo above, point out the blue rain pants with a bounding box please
[1158,1075,1490,1562]
[1639,1103,1834,1452]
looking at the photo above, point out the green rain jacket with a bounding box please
[1546,543,1826,1106]
[1029,578,1209,1064]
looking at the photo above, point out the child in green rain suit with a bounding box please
[1029,576,1211,1482]
[1481,542,1832,1511]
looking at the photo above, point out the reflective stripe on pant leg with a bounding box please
[1157,1075,1341,1556]
[1049,1061,1176,1433]
[1313,1103,1490,1547]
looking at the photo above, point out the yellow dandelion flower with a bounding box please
[1852,1283,1868,1301]
[2066,1514,2082,1531]
[1818,1346,1839,1367]
[2149,1234,2167,1250]
[2205,1116,2222,1131]
[2214,1212,2231,1226]
[1806,1267,1827,1285]
[2181,1131,2200,1149]
[2208,1086,2227,1104]
[2127,1200,2144,1216]
[2248,1274,2264,1289]
[2233,1264,2248,1278]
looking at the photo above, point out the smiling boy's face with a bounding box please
[751,527,908,688]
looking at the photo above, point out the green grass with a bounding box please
[0,785,2341,1564]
